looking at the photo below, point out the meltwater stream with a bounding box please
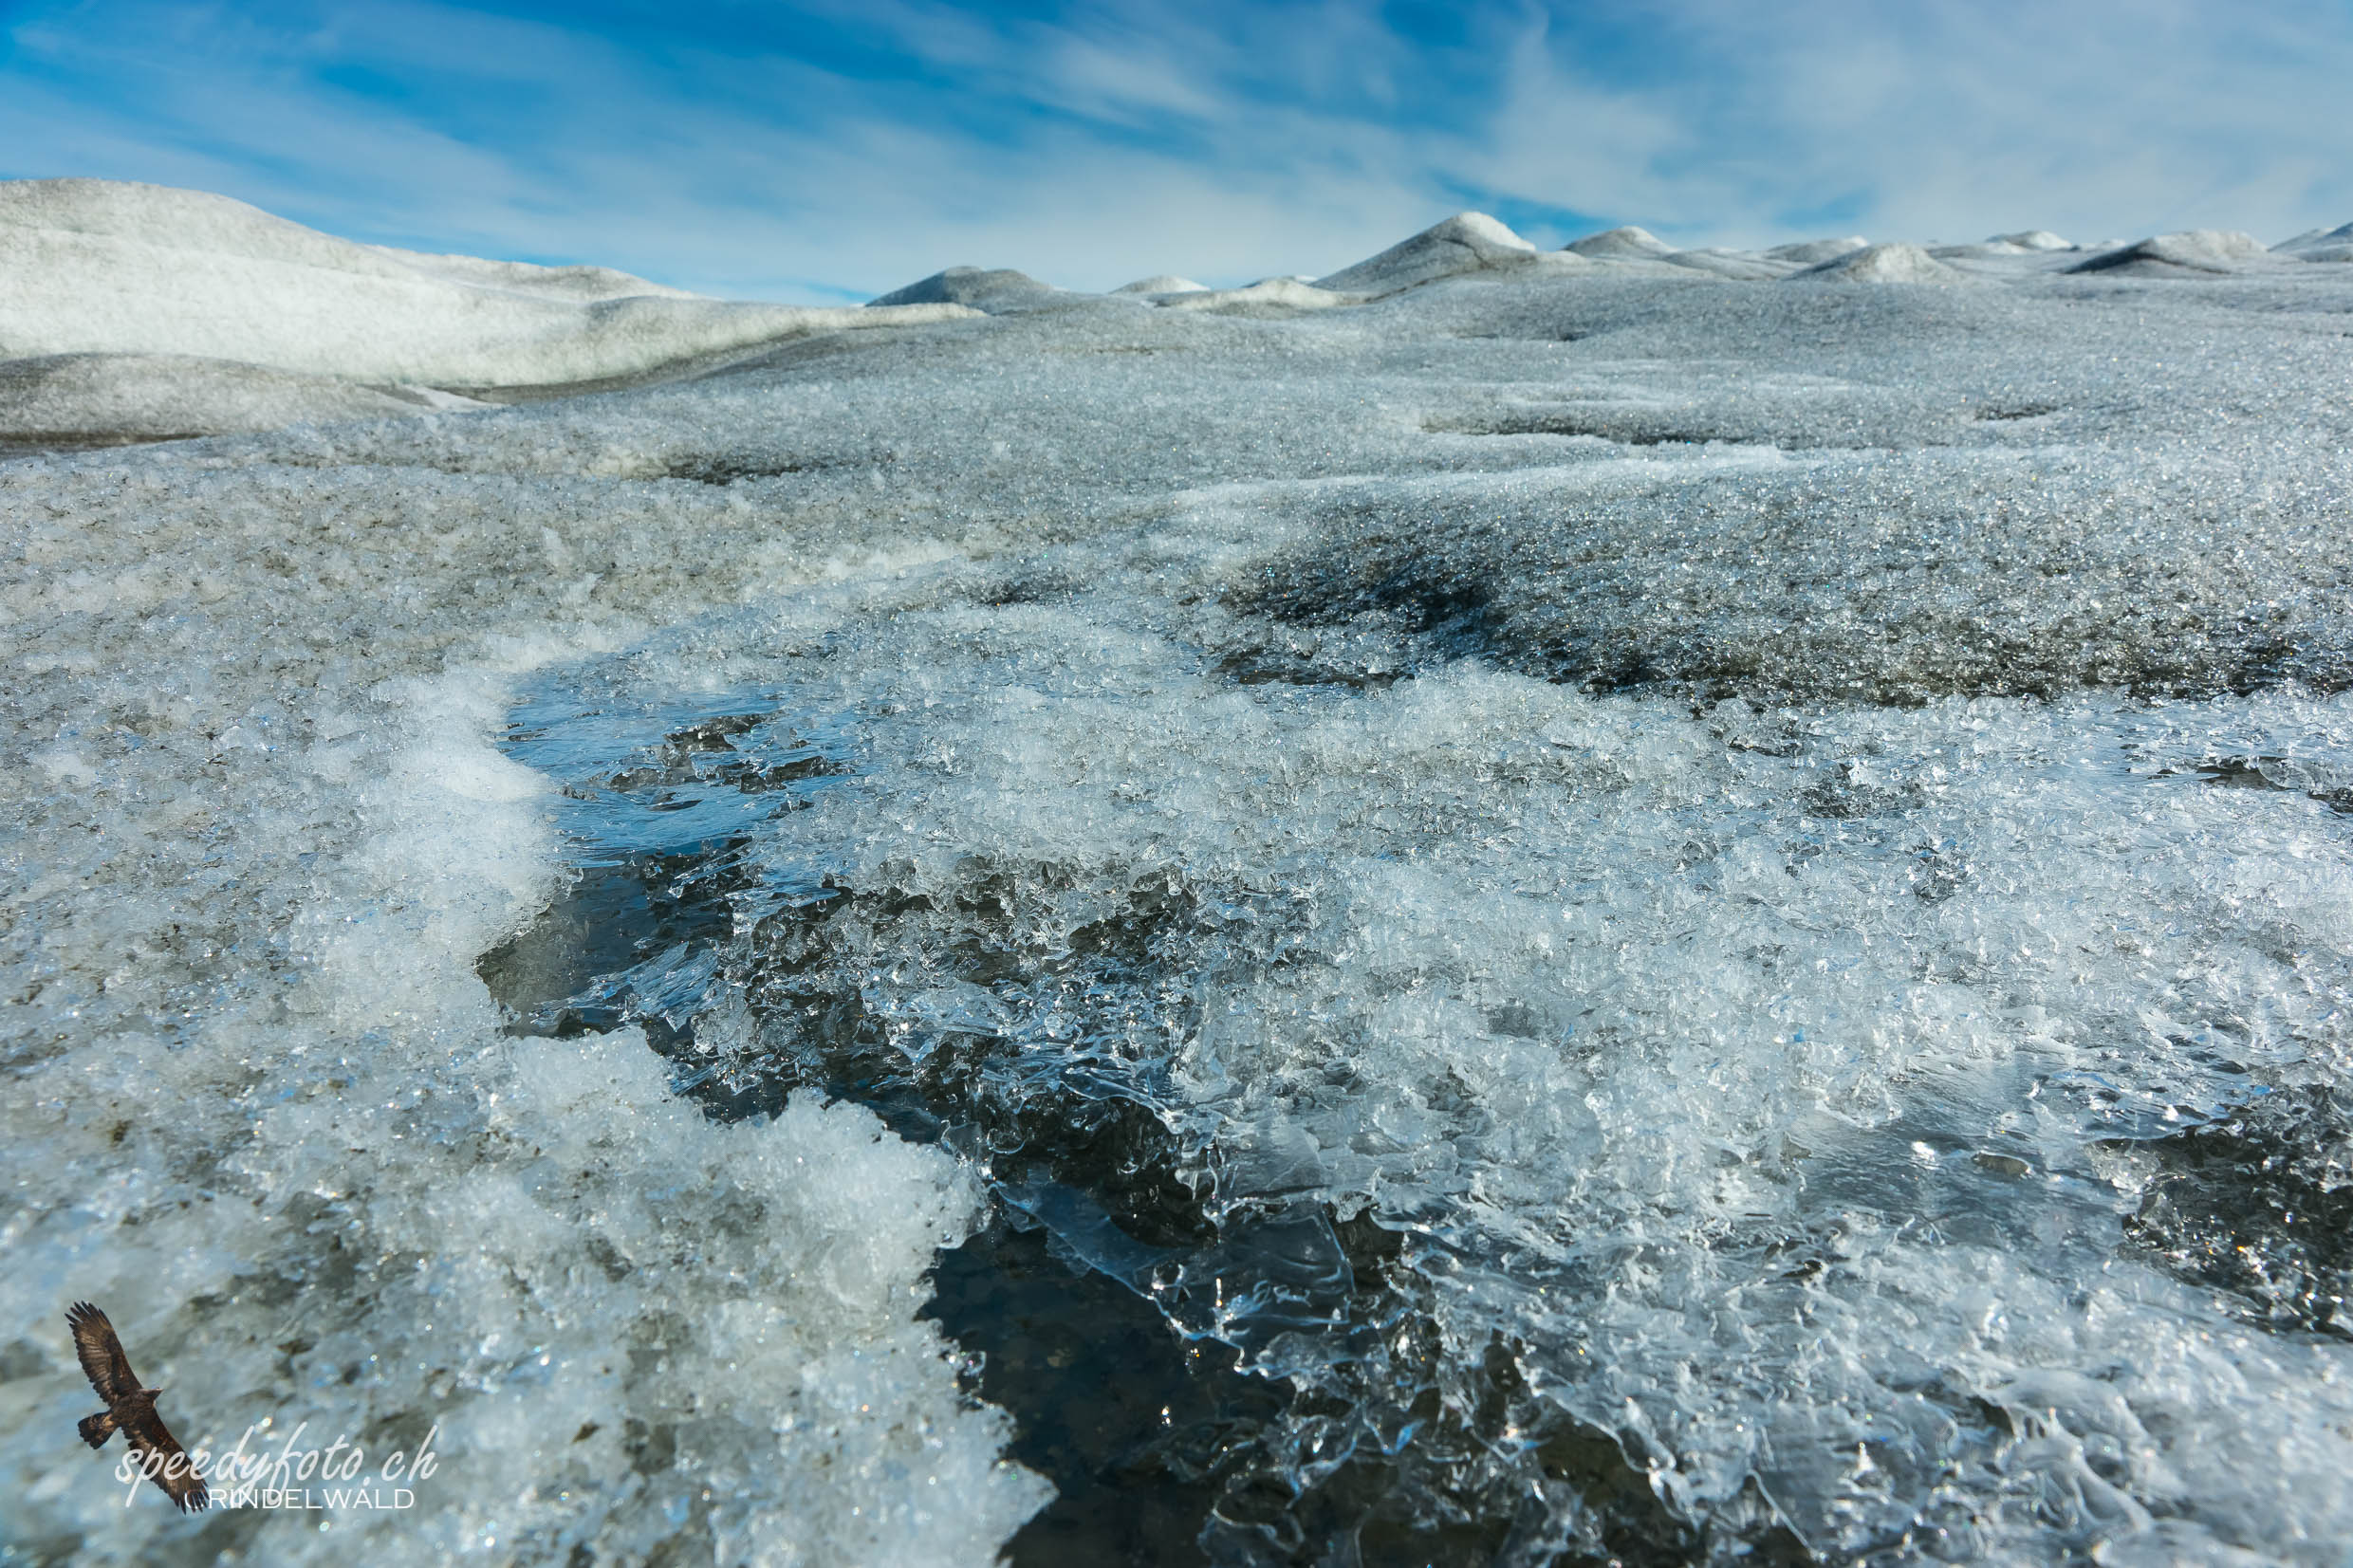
[475,503,2353,1566]
[479,682,1767,1567]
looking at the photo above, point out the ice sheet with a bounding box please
[7,194,2353,1563]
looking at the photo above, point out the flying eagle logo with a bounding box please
[67,1301,209,1511]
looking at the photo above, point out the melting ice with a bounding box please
[6,188,2353,1565]
[494,504,2353,1564]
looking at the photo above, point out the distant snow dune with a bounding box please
[4,179,2347,450]
[0,179,975,441]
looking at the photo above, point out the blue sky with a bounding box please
[4,0,2350,303]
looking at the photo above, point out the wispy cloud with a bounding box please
[4,0,2349,303]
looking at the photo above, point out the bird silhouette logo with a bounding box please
[67,1301,208,1511]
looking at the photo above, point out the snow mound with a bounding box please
[0,352,486,444]
[1765,236,1869,265]
[1565,225,1678,261]
[1991,230,2074,250]
[2274,222,2352,250]
[868,266,1059,312]
[0,179,973,388]
[1313,212,1538,296]
[2069,230,2273,276]
[1153,276,1360,315]
[2275,222,2353,263]
[8,176,427,274]
[1786,241,1967,284]
[1113,275,1208,295]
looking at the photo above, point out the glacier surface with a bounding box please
[5,190,2353,1565]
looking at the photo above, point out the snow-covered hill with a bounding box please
[0,179,975,434]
